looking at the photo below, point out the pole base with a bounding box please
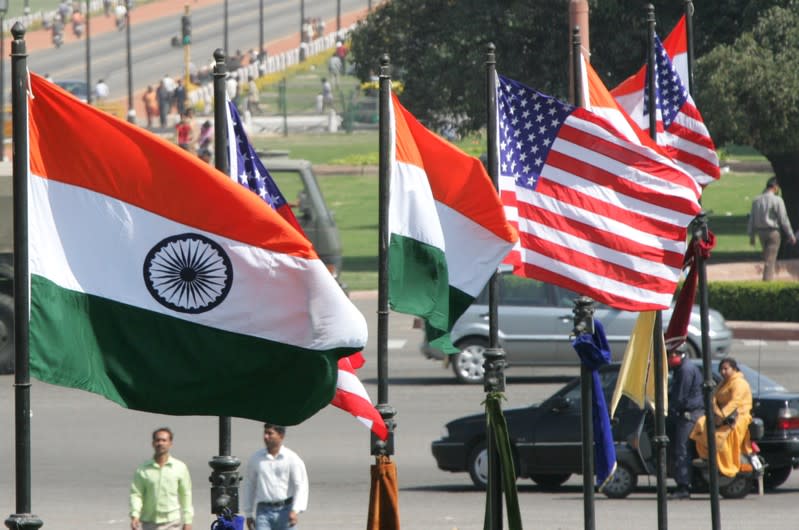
[5,514,43,530]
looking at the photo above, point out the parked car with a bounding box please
[431,361,799,495]
[418,267,733,383]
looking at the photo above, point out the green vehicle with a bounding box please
[262,155,346,293]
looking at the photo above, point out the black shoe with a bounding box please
[669,487,691,500]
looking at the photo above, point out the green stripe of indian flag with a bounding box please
[29,275,343,425]
[29,172,367,350]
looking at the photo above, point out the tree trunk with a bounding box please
[765,153,799,259]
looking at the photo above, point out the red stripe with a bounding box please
[532,180,689,259]
[666,119,715,150]
[28,74,315,258]
[514,262,670,312]
[546,137,700,217]
[516,197,685,275]
[661,143,721,180]
[332,355,388,440]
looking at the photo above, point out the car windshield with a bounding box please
[55,81,87,99]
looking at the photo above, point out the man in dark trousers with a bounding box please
[668,347,704,499]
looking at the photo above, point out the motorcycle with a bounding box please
[602,406,765,499]
[51,24,64,49]
[72,20,84,39]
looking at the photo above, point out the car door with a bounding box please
[498,274,568,364]
[527,369,620,474]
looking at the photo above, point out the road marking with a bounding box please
[742,340,767,347]
[388,339,406,349]
[789,341,799,348]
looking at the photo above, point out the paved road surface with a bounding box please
[3,293,799,529]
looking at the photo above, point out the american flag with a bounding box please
[612,25,720,187]
[225,102,388,440]
[497,74,701,311]
[226,101,304,235]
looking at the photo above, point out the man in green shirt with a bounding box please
[130,427,194,530]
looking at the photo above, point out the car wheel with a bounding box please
[530,473,571,491]
[467,441,488,490]
[452,338,487,384]
[763,465,791,490]
[0,293,13,375]
[719,476,751,499]
[684,340,700,359]
[601,463,637,499]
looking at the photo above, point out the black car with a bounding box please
[431,361,799,496]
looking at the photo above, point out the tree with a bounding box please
[348,0,571,135]
[696,3,799,239]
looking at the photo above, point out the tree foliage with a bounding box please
[697,3,799,233]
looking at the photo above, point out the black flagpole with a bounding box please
[645,6,669,530]
[5,21,43,530]
[571,27,596,530]
[683,1,721,527]
[372,53,396,457]
[484,42,506,530]
[208,48,242,518]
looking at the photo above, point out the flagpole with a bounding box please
[5,22,43,530]
[684,0,695,94]
[484,42,505,530]
[683,2,722,526]
[645,6,669,529]
[208,47,242,519]
[571,26,596,530]
[373,53,396,457]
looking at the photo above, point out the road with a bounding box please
[25,0,369,99]
[1,294,799,529]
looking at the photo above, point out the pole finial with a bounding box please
[11,22,25,40]
[213,48,225,64]
[486,42,495,64]
[646,3,655,22]
[379,54,390,77]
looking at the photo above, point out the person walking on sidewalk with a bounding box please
[130,427,194,530]
[242,423,308,530]
[747,176,796,281]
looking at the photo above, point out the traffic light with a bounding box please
[181,14,191,45]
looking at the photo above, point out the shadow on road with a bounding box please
[362,375,573,386]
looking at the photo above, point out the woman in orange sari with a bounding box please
[690,357,753,477]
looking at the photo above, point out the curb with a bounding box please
[727,321,799,341]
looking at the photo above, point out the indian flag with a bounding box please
[388,93,517,349]
[26,73,367,426]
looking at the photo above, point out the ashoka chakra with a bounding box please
[143,233,233,314]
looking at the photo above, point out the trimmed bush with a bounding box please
[708,281,799,322]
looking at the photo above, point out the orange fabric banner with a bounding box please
[366,455,400,530]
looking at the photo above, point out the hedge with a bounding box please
[707,281,799,322]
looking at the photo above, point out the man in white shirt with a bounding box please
[241,424,308,530]
[95,79,109,100]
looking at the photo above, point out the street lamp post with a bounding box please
[259,0,264,58]
[223,0,229,56]
[0,0,7,162]
[85,0,91,105]
[125,0,134,123]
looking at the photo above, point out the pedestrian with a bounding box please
[747,176,796,281]
[95,79,110,100]
[321,77,333,112]
[667,346,704,500]
[197,120,213,153]
[156,80,171,128]
[129,427,193,530]
[174,79,187,118]
[327,54,342,89]
[247,79,260,115]
[241,423,308,530]
[142,85,158,129]
[175,111,194,152]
